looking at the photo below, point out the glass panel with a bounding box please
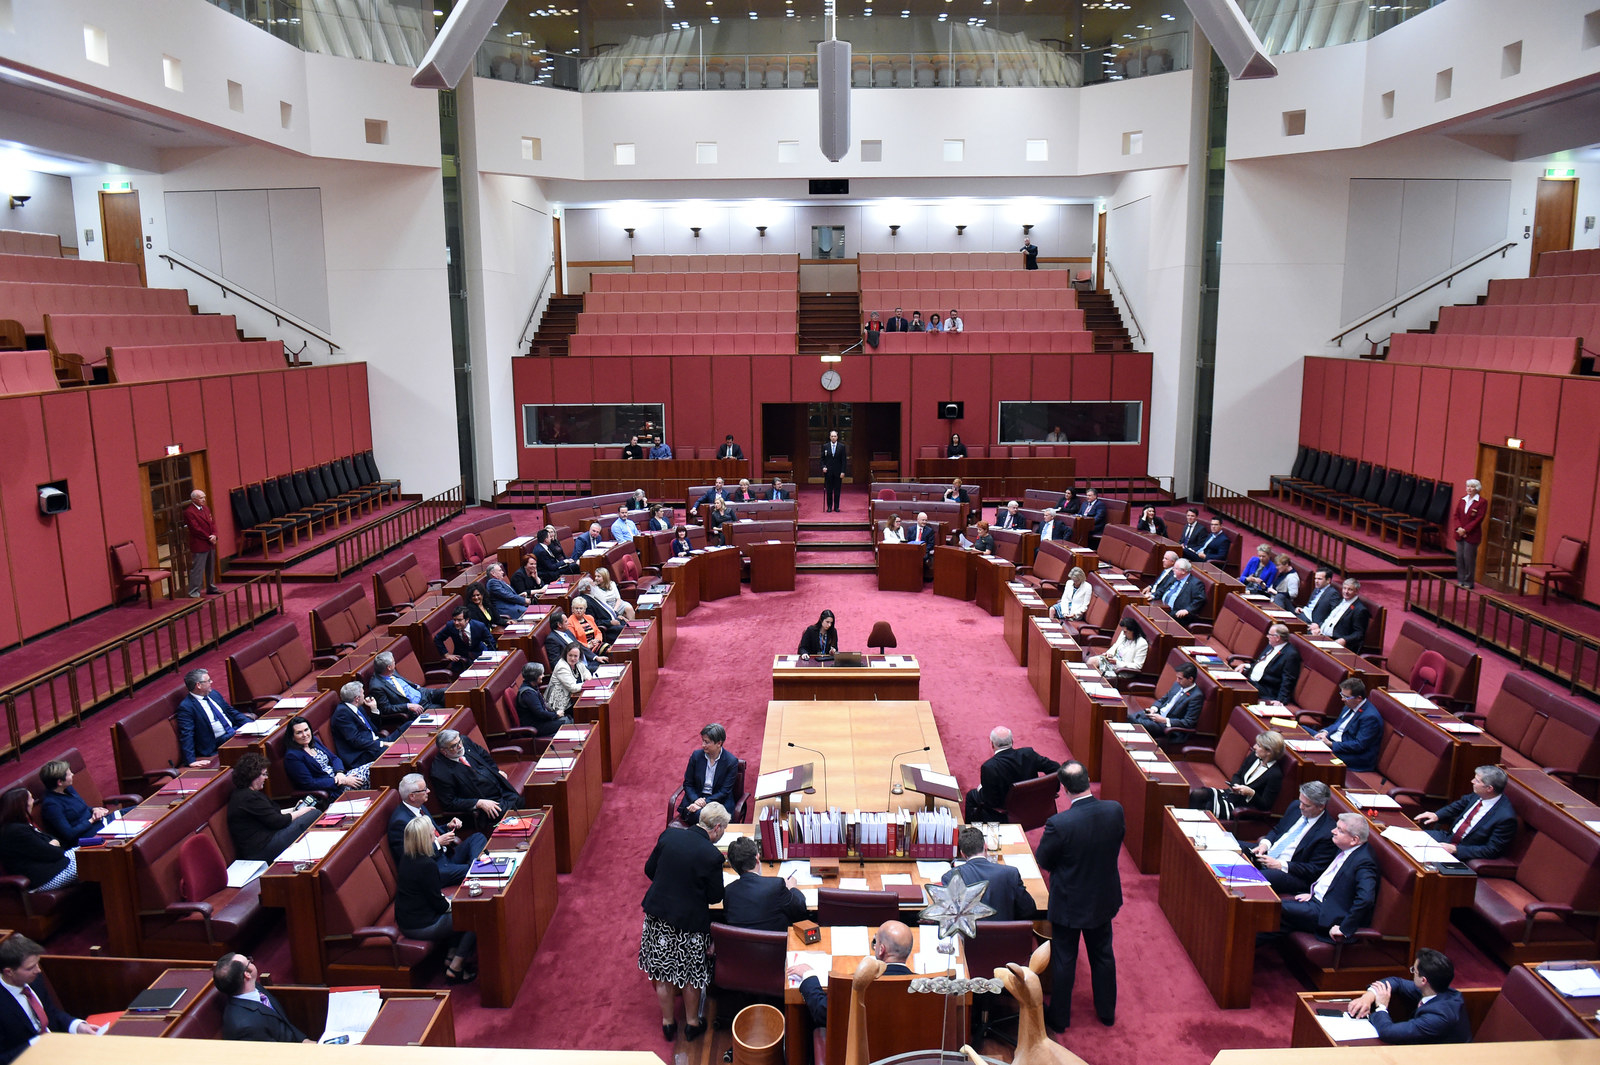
[806,403,852,481]
[522,403,666,446]
[202,0,438,67]
[998,401,1142,444]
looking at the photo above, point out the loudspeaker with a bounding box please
[37,482,69,515]
[411,0,510,90]
[817,39,851,163]
[1181,0,1277,80]
[809,179,850,196]
[939,402,964,420]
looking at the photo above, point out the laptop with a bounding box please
[833,650,866,667]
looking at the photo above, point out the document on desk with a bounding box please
[278,830,344,864]
[919,768,958,790]
[236,718,282,736]
[1435,721,1483,734]
[831,926,870,956]
[226,860,268,887]
[1286,739,1331,752]
[1344,792,1401,809]
[321,986,382,1044]
[838,878,870,891]
[414,714,448,727]
[98,819,152,837]
[1004,852,1042,880]
[1540,966,1600,997]
[326,797,373,817]
[788,951,832,979]
[917,861,953,879]
[1128,749,1157,761]
[596,665,627,678]
[879,873,914,886]
[1388,691,1438,710]
[1085,683,1121,698]
[995,824,1027,845]
[1380,827,1437,848]
[780,861,822,885]
[1170,808,1209,821]
[272,696,314,710]
[1147,764,1183,776]
[1107,722,1138,732]
[458,669,493,678]
[1315,1013,1378,1041]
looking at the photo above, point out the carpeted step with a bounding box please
[797,560,877,573]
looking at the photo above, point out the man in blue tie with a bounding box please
[1080,487,1108,543]
[1291,567,1339,620]
[368,650,446,722]
[1343,949,1473,1044]
[1249,781,1337,893]
[1127,663,1204,738]
[1158,559,1207,621]
[176,668,255,768]
[331,681,397,768]
[1314,678,1384,772]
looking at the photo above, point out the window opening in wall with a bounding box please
[812,225,845,259]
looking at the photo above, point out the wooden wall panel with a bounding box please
[1300,359,1326,452]
[1072,353,1112,478]
[1386,364,1421,477]
[1412,368,1453,483]
[909,358,952,463]
[348,364,374,453]
[42,391,113,618]
[257,373,291,474]
[327,366,355,458]
[1549,379,1600,598]
[87,387,144,595]
[1319,359,1348,454]
[952,355,993,455]
[282,371,313,469]
[167,380,207,456]
[712,357,753,452]
[0,397,69,636]
[1478,373,1522,452]
[1110,352,1153,478]
[1360,363,1392,467]
[1440,371,1484,487]
[670,357,712,455]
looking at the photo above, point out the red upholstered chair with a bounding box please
[613,550,660,595]
[867,621,897,653]
[1407,649,1448,699]
[816,888,899,926]
[461,532,487,565]
[170,832,269,950]
[878,489,898,500]
[709,922,787,998]
[1003,774,1060,831]
[1521,536,1585,604]
[110,540,171,607]
[963,920,1042,1046]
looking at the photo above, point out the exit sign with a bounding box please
[101,180,132,192]
[1545,168,1576,178]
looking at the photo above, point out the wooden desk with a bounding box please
[771,655,921,702]
[633,586,677,666]
[496,535,535,575]
[385,596,456,661]
[591,458,751,499]
[1100,722,1190,873]
[443,650,524,721]
[608,619,660,714]
[659,554,701,616]
[447,806,559,1007]
[1232,592,1309,634]
[973,554,1016,616]
[1288,986,1501,1048]
[757,700,952,814]
[1130,605,1193,673]
[1087,568,1149,622]
[876,542,925,592]
[932,545,976,600]
[913,456,1075,502]
[102,968,218,1038]
[29,1033,671,1065]
[572,663,636,782]
[527,724,603,872]
[747,541,797,592]
[699,545,743,601]
[1193,561,1247,620]
[366,707,473,789]
[1060,664,1128,779]
[1156,808,1281,1007]
[313,633,397,692]
[1027,617,1082,717]
[1002,582,1050,666]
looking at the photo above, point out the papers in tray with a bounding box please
[1388,691,1439,710]
[1107,722,1138,732]
[326,797,373,817]
[1003,852,1041,880]
[917,768,958,790]
[1310,639,1344,649]
[235,718,281,736]
[1128,750,1157,761]
[1344,792,1402,809]
[1209,670,1248,681]
[1286,739,1331,752]
[595,664,627,678]
[1170,808,1210,822]
[1085,683,1121,699]
[99,819,151,837]
[226,859,268,887]
[1147,764,1183,776]
[755,770,795,796]
[414,714,447,727]
[788,950,832,979]
[535,756,575,772]
[272,696,314,709]
[1540,966,1600,997]
[457,669,493,678]
[1315,1013,1379,1041]
[1381,826,1437,848]
[553,726,589,740]
[321,986,383,1044]
[916,861,953,879]
[830,926,871,956]
[277,830,344,864]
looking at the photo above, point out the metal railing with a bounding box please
[0,572,283,759]
[159,254,341,359]
[1405,568,1600,698]
[1206,483,1351,577]
[329,485,465,578]
[517,263,559,353]
[1102,255,1145,347]
[1330,242,1519,347]
[203,0,435,67]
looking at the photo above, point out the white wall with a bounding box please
[0,170,74,248]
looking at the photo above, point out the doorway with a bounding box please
[1530,177,1577,275]
[760,402,900,484]
[1479,445,1550,591]
[99,189,146,285]
[141,452,208,580]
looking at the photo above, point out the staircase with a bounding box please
[528,294,584,357]
[796,518,877,573]
[799,293,861,356]
[1078,289,1135,352]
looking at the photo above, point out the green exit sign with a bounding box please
[100,180,132,192]
[1544,168,1576,178]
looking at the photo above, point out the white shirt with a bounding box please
[1250,643,1282,682]
[1311,846,1354,901]
[947,316,963,332]
[1451,794,1499,836]
[1321,597,1354,632]
[1,978,83,1037]
[197,692,230,738]
[881,526,905,543]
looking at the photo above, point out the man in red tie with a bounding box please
[1451,478,1485,589]
[0,934,103,1061]
[1413,764,1516,860]
[427,729,522,833]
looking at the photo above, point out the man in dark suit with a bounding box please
[1035,507,1065,542]
[723,836,806,932]
[1145,550,1180,598]
[1295,568,1340,625]
[0,934,103,1061]
[965,726,1060,822]
[430,729,522,833]
[1037,762,1123,1030]
[768,478,789,501]
[1250,781,1338,894]
[435,607,497,675]
[1245,624,1301,703]
[211,952,312,1043]
[1186,516,1231,565]
[717,435,745,460]
[571,522,605,558]
[1344,948,1473,1044]
[820,430,847,513]
[677,723,739,824]
[1155,558,1206,622]
[387,773,484,885]
[908,512,939,560]
[544,610,605,671]
[943,825,1036,920]
[1314,678,1384,773]
[331,681,396,768]
[788,919,914,1027]
[1176,508,1205,555]
[1127,663,1204,738]
[994,500,1025,531]
[368,650,445,721]
[176,667,255,767]
[1278,813,1379,941]
[1310,577,1371,651]
[1079,487,1108,542]
[885,307,910,332]
[695,479,729,509]
[1414,765,1516,860]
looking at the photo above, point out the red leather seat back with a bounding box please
[179,833,229,902]
[461,532,486,565]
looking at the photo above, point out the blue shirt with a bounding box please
[611,517,639,542]
[649,444,673,459]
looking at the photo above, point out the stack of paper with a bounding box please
[321,986,383,1044]
[831,927,870,955]
[1540,966,1600,997]
[236,718,281,736]
[1315,1013,1378,1041]
[1005,852,1042,880]
[1344,792,1401,809]
[780,861,822,885]
[916,861,953,879]
[327,797,372,817]
[272,696,314,710]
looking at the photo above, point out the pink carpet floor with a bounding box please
[11,487,1595,1063]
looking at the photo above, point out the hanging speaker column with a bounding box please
[817,40,851,162]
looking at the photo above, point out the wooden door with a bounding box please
[1479,445,1549,591]
[1530,178,1576,276]
[99,190,146,284]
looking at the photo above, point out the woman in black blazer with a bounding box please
[671,525,694,557]
[0,787,75,890]
[395,816,476,983]
[945,433,968,458]
[798,609,839,657]
[1136,505,1168,538]
[226,753,318,863]
[640,804,729,1041]
[462,585,497,629]
[38,760,111,845]
[1188,730,1287,818]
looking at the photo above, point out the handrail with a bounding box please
[1330,241,1519,346]
[517,262,559,352]
[158,253,342,357]
[1102,255,1145,346]
[1205,482,1350,577]
[330,485,465,578]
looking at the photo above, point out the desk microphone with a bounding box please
[786,741,828,810]
[888,745,932,795]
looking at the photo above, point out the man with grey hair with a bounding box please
[386,772,484,884]
[176,667,254,767]
[331,680,394,768]
[1415,764,1515,860]
[368,649,446,721]
[1243,623,1301,704]
[1035,507,1064,542]
[1144,550,1180,597]
[184,488,220,597]
[964,725,1061,823]
[430,728,521,832]
[483,562,528,622]
[995,499,1026,532]
[1452,477,1485,588]
[1277,812,1378,941]
[1251,781,1337,894]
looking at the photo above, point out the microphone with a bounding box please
[786,741,828,810]
[888,745,932,795]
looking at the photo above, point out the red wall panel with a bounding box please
[231,376,267,484]
[1112,352,1154,479]
[1412,368,1453,482]
[129,384,174,464]
[1548,380,1600,597]
[952,355,993,453]
[1478,373,1521,452]
[347,364,373,452]
[1440,372,1484,486]
[200,376,241,553]
[282,371,313,469]
[306,369,335,464]
[1360,363,1392,467]
[631,357,672,408]
[327,366,354,460]
[790,360,830,407]
[1515,374,1561,456]
[257,373,291,474]
[909,358,953,463]
[670,357,713,452]
[87,387,144,588]
[1300,360,1326,451]
[512,357,552,478]
[0,396,70,636]
[167,380,207,456]
[711,357,753,450]
[42,391,113,618]
[1386,364,1421,476]
[0,487,16,646]
[1319,360,1347,454]
[1072,353,1112,477]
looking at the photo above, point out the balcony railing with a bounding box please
[203,0,434,66]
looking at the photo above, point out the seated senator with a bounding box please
[462,584,498,630]
[676,723,738,825]
[706,500,732,545]
[388,773,484,885]
[1,936,105,1057]
[788,919,914,1027]
[671,525,694,557]
[1127,663,1203,737]
[532,527,576,581]
[946,433,968,458]
[1136,506,1168,537]
[1188,730,1285,818]
[799,609,839,658]
[1241,544,1279,593]
[563,596,611,654]
[483,563,528,622]
[1276,813,1378,941]
[965,726,1060,823]
[429,729,522,833]
[1087,617,1148,677]
[943,825,1036,920]
[212,952,312,1043]
[588,566,636,621]
[0,788,78,890]
[1313,678,1383,773]
[1050,567,1092,622]
[284,715,369,797]
[38,759,112,844]
[943,477,969,503]
[396,815,478,984]
[516,662,571,736]
[1342,948,1472,1044]
[435,607,497,675]
[368,650,446,721]
[226,753,319,863]
[969,520,994,555]
[176,666,255,768]
[1413,764,1515,860]
[544,609,604,675]
[509,553,544,599]
[880,514,906,543]
[331,681,399,768]
[723,835,806,932]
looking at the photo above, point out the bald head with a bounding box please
[874,920,913,963]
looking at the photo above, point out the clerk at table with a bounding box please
[1343,948,1472,1044]
[1413,764,1515,860]
[787,920,914,1028]
[722,835,805,932]
[944,825,1036,920]
[798,609,840,658]
[676,724,739,825]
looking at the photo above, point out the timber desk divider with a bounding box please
[591,458,751,500]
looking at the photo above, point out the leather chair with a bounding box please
[1286,635,1351,724]
[371,552,446,621]
[1176,706,1295,839]
[867,621,897,654]
[109,541,171,607]
[1018,540,1078,596]
[1406,649,1449,698]
[814,970,966,1065]
[1364,618,1480,712]
[962,920,1040,1046]
[1475,963,1598,1041]
[709,921,787,999]
[816,888,898,927]
[110,685,188,794]
[229,486,287,556]
[665,759,749,826]
[1278,831,1417,991]
[1123,648,1222,749]
[1461,671,1600,797]
[1342,690,1458,813]
[1002,775,1059,831]
[1213,597,1271,664]
[310,584,382,662]
[485,686,552,758]
[1521,535,1585,603]
[225,617,316,709]
[170,833,272,952]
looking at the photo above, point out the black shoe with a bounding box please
[1046,1019,1069,1035]
[685,1022,707,1042]
[662,1023,678,1042]
[1098,1014,1115,1027]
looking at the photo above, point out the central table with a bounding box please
[757,700,954,814]
[771,654,921,701]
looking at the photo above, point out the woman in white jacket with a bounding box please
[544,641,593,716]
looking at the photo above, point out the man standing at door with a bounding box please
[185,489,220,597]
[1452,478,1485,589]
[820,429,847,513]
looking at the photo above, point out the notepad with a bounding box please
[1287,739,1331,752]
[1147,764,1182,776]
[781,861,822,886]
[277,830,344,864]
[1004,852,1041,880]
[1315,1014,1378,1041]
[1170,808,1209,822]
[916,861,953,879]
[225,860,268,887]
[326,797,372,817]
[99,819,151,837]
[1540,966,1600,997]
[236,718,281,736]
[1436,721,1483,734]
[272,696,314,709]
[1344,792,1401,809]
[458,669,493,678]
[831,926,870,955]
[880,873,914,886]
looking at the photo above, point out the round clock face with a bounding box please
[821,370,842,391]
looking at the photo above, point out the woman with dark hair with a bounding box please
[463,585,497,629]
[38,760,111,843]
[1189,731,1286,818]
[0,787,77,889]
[226,752,319,862]
[880,513,906,543]
[545,641,592,717]
[946,433,968,459]
[510,552,544,600]
[397,816,477,983]
[671,525,694,557]
[532,527,574,582]
[1088,617,1148,678]
[798,610,839,658]
[1136,506,1168,537]
[647,503,671,532]
[284,715,368,797]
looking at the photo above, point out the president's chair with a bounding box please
[1003,775,1059,831]
[816,888,899,926]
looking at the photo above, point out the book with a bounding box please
[127,987,186,1012]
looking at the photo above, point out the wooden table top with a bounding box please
[758,700,951,814]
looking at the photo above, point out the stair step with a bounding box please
[797,561,878,573]
[794,539,875,550]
